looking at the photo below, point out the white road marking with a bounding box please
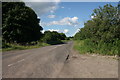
[17,59,25,63]
[49,46,58,51]
[8,63,14,67]
[8,59,25,67]
[57,45,62,47]
[8,45,62,67]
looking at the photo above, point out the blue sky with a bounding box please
[25,2,118,37]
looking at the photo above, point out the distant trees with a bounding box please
[42,31,67,45]
[2,2,43,43]
[59,33,66,40]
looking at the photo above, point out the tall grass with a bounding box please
[74,39,119,56]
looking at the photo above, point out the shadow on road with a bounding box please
[47,41,67,45]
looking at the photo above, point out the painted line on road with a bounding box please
[8,59,25,67]
[17,59,25,63]
[57,45,62,47]
[49,46,58,51]
[8,63,14,67]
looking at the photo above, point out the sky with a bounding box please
[24,1,118,37]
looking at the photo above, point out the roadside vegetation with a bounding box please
[2,42,50,51]
[2,2,70,51]
[74,40,119,55]
[74,3,120,56]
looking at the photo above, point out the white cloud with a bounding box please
[41,17,79,27]
[72,28,80,36]
[71,17,78,23]
[63,29,69,33]
[48,29,59,32]
[47,15,56,18]
[61,6,64,8]
[91,15,97,19]
[50,6,57,13]
[75,29,80,33]
[41,30,45,33]
[24,0,60,16]
[91,16,94,19]
[46,29,69,34]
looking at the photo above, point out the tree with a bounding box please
[74,4,119,55]
[59,33,66,40]
[2,2,43,43]
[74,4,119,43]
[42,31,66,45]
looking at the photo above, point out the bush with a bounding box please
[74,39,119,56]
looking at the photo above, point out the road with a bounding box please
[2,41,118,78]
[3,41,73,78]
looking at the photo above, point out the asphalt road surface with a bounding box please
[2,41,118,78]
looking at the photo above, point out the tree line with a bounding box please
[74,3,120,55]
[2,2,67,48]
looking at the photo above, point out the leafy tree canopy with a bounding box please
[74,4,119,43]
[2,2,43,43]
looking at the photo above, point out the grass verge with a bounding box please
[2,40,69,52]
[74,39,119,56]
[2,42,50,52]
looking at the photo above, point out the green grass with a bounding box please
[2,40,69,52]
[74,39,119,56]
[2,42,50,52]
[74,40,94,54]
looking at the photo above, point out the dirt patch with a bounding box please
[58,50,118,78]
